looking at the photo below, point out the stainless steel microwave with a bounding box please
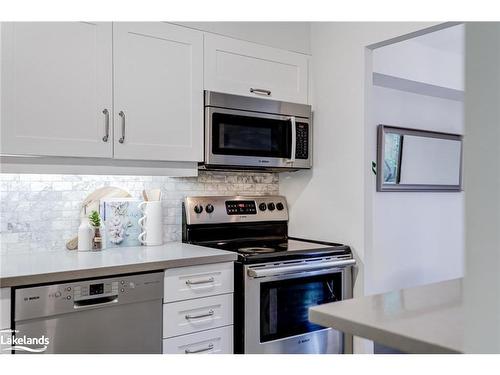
[202,91,312,171]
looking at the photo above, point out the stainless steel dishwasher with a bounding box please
[13,272,163,354]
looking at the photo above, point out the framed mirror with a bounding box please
[377,125,463,192]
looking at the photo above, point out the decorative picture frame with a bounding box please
[377,125,463,192]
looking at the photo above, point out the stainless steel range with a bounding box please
[182,195,355,354]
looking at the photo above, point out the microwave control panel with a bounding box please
[296,123,309,159]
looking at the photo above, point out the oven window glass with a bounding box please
[212,112,291,158]
[260,272,342,343]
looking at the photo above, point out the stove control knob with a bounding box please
[276,202,284,211]
[206,204,214,214]
[193,204,203,214]
[267,202,276,211]
[259,203,267,211]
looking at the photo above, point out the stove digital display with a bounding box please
[226,200,257,215]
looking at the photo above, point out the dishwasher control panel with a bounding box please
[14,272,164,322]
[73,281,119,301]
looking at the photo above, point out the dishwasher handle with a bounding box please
[73,295,119,310]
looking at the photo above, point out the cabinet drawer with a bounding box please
[164,262,233,302]
[163,326,233,354]
[163,294,233,338]
[204,33,309,104]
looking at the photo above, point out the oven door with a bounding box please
[205,107,311,170]
[244,262,353,354]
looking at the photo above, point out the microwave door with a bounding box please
[205,107,305,169]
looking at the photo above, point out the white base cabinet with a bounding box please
[163,326,233,354]
[163,262,234,354]
[163,294,233,338]
[204,33,310,104]
[164,261,234,302]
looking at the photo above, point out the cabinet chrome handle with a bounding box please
[185,343,214,354]
[185,277,215,285]
[118,111,125,143]
[250,88,271,96]
[185,309,214,320]
[102,109,110,142]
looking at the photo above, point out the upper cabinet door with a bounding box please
[113,23,203,162]
[204,34,310,104]
[1,22,113,157]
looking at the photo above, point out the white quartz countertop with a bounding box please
[0,243,237,287]
[309,278,463,354]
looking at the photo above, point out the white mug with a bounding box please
[138,201,163,246]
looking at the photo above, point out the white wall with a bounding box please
[281,21,439,291]
[174,22,311,54]
[280,23,442,353]
[463,23,500,353]
[372,25,464,90]
[367,26,465,295]
[366,85,464,295]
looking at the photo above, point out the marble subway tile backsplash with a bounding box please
[0,171,279,254]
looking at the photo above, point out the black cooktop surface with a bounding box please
[192,237,351,264]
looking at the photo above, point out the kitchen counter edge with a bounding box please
[0,244,238,288]
[309,278,463,354]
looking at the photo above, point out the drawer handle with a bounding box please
[185,343,214,354]
[185,277,215,286]
[250,88,271,96]
[185,309,214,320]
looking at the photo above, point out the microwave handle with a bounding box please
[286,116,296,164]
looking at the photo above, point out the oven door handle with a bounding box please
[286,116,296,164]
[247,259,355,278]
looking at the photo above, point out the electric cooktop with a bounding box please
[181,194,352,264]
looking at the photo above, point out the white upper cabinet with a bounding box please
[1,22,113,157]
[204,34,309,104]
[113,23,203,162]
[1,22,308,168]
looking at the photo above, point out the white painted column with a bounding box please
[464,22,500,353]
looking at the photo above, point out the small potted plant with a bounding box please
[89,210,104,251]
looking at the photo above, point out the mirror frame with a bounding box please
[377,125,463,192]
